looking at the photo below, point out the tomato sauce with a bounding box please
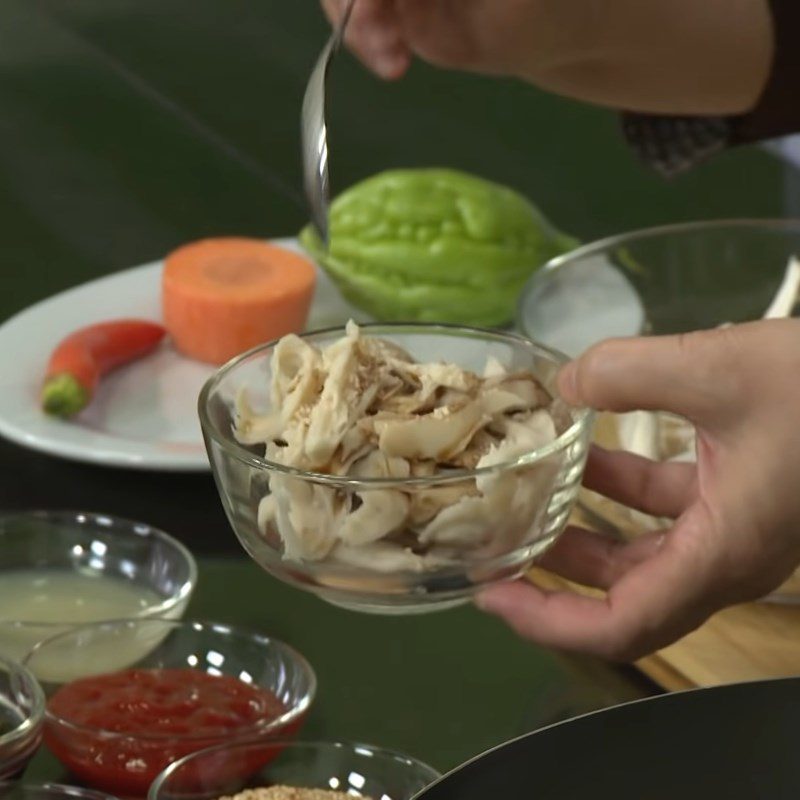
[44,669,304,796]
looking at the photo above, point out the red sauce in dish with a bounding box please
[44,669,303,796]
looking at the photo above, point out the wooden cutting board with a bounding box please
[529,497,800,692]
[638,600,800,690]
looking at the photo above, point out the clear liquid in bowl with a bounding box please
[0,570,166,671]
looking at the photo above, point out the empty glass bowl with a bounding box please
[199,323,593,614]
[0,511,197,663]
[149,740,440,800]
[0,657,45,780]
[23,619,316,796]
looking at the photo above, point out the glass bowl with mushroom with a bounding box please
[199,323,593,614]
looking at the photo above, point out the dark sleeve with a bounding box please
[730,0,800,144]
[620,0,800,176]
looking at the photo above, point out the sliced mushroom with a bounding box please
[386,358,480,404]
[330,427,375,475]
[257,494,277,533]
[305,330,379,467]
[410,459,437,478]
[480,460,561,557]
[658,413,695,462]
[360,335,414,364]
[271,477,341,561]
[480,386,536,417]
[371,371,406,407]
[417,494,490,548]
[270,334,324,420]
[332,541,429,573]
[351,449,411,480]
[375,400,488,461]
[474,411,557,511]
[615,410,659,460]
[266,428,307,470]
[338,489,409,546]
[501,377,549,407]
[442,429,499,469]
[408,482,479,526]
[234,390,284,446]
[379,388,435,416]
[483,356,507,379]
[479,409,557,469]
[356,409,409,442]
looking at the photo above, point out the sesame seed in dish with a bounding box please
[218,788,372,800]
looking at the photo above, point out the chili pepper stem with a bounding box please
[41,373,91,417]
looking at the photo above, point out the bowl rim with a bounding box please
[198,321,592,488]
[23,618,317,743]
[0,782,120,800]
[540,217,800,273]
[0,655,45,752]
[0,510,198,627]
[517,216,800,344]
[147,737,441,800]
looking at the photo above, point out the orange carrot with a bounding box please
[42,319,166,417]
[162,238,317,365]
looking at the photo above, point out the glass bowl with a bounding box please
[23,620,316,797]
[149,740,440,800]
[0,657,45,780]
[519,218,800,354]
[199,323,593,614]
[0,784,120,800]
[0,511,197,663]
[517,218,800,601]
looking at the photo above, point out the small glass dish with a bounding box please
[0,657,45,780]
[149,739,440,800]
[517,219,800,602]
[0,783,120,800]
[0,511,197,663]
[199,323,593,614]
[23,620,316,797]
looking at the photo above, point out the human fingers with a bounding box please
[477,506,721,660]
[584,445,696,518]
[536,525,666,590]
[321,0,411,79]
[395,0,482,71]
[557,328,744,427]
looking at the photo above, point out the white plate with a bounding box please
[0,238,366,472]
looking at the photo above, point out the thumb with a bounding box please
[557,328,742,426]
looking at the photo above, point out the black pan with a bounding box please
[417,677,800,800]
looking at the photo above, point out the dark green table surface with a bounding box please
[24,559,655,782]
[0,0,795,786]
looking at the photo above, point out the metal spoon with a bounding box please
[301,0,357,247]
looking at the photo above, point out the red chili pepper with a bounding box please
[41,319,166,417]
